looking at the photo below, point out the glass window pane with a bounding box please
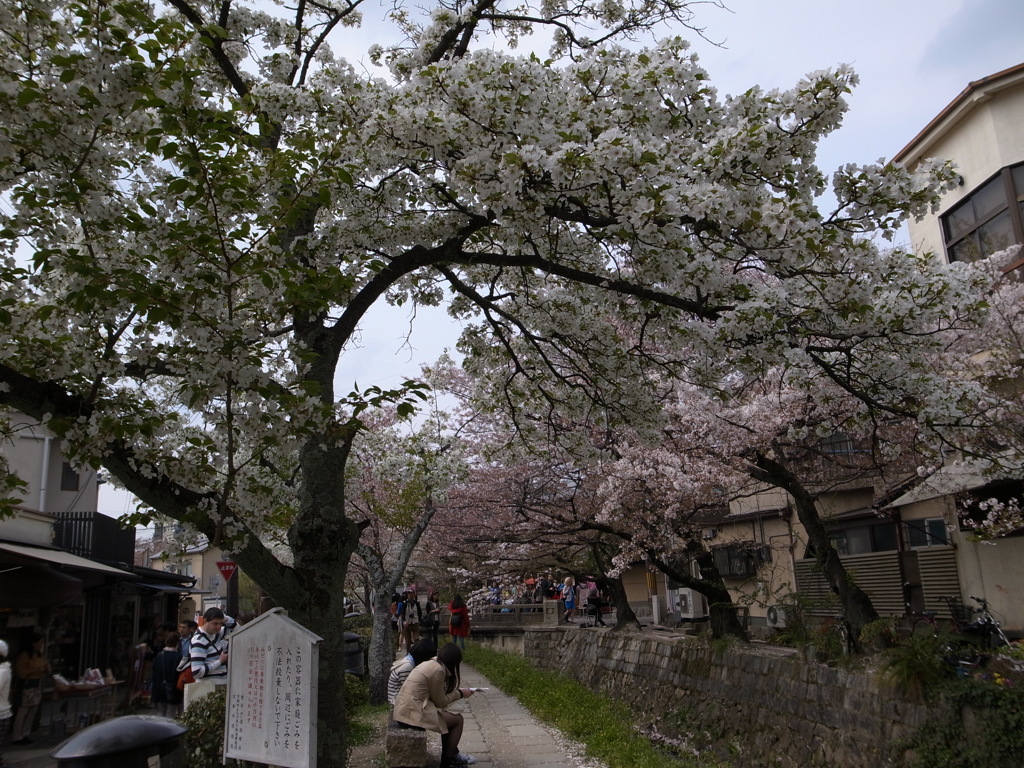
[907,522,929,548]
[872,523,898,552]
[61,462,80,492]
[973,175,1008,221]
[829,531,849,556]
[713,549,729,575]
[926,519,948,545]
[950,234,982,263]
[846,527,871,555]
[978,210,1014,257]
[820,433,854,454]
[947,201,976,240]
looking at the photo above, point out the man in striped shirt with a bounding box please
[190,608,230,680]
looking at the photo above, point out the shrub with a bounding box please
[859,617,898,653]
[180,676,370,766]
[902,678,1024,767]
[768,592,816,646]
[880,632,952,698]
[180,687,260,768]
[345,670,369,708]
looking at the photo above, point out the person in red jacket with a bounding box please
[448,595,470,649]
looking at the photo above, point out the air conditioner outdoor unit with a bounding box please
[766,605,787,629]
[675,588,708,620]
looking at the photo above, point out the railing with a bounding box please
[465,603,548,627]
[462,601,618,628]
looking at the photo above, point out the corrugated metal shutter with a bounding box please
[917,545,962,617]
[795,551,905,615]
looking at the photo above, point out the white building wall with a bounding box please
[954,530,1024,635]
[902,76,1024,259]
[3,414,100,514]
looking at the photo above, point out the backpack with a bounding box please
[450,612,463,628]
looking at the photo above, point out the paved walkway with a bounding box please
[445,664,598,768]
[8,663,600,768]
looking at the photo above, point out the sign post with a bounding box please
[224,608,321,768]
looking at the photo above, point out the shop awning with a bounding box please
[0,541,134,577]
[0,563,82,607]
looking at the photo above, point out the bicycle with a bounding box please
[956,595,1011,649]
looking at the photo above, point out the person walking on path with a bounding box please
[401,590,422,654]
[423,590,442,647]
[560,577,577,623]
[448,595,470,650]
[392,643,477,768]
[151,632,183,717]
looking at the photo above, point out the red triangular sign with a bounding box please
[216,561,237,581]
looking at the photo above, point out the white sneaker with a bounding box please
[454,753,477,765]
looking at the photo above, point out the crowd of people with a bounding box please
[473,575,609,625]
[392,589,472,653]
[132,607,236,720]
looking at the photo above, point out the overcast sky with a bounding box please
[98,0,1024,515]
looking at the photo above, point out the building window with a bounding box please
[819,432,855,455]
[905,518,949,548]
[60,462,80,492]
[942,163,1024,267]
[167,561,192,577]
[828,521,898,555]
[713,544,770,579]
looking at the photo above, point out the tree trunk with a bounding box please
[590,542,642,630]
[751,454,878,648]
[285,419,361,768]
[368,601,397,705]
[651,550,748,641]
[605,575,642,630]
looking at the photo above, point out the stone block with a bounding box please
[385,718,428,768]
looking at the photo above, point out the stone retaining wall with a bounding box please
[512,628,930,767]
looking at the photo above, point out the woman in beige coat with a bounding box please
[392,643,476,767]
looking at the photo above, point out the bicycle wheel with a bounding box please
[982,626,1010,649]
[911,618,937,638]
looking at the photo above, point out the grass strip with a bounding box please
[463,643,707,768]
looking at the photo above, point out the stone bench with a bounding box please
[386,714,428,768]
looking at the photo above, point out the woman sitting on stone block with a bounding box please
[392,643,477,768]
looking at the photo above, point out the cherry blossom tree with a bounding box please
[926,246,1024,538]
[0,0,996,761]
[345,392,470,704]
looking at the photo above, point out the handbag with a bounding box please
[176,666,194,691]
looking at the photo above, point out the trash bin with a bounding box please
[344,631,364,676]
[51,715,187,768]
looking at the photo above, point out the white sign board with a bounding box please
[224,608,322,768]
